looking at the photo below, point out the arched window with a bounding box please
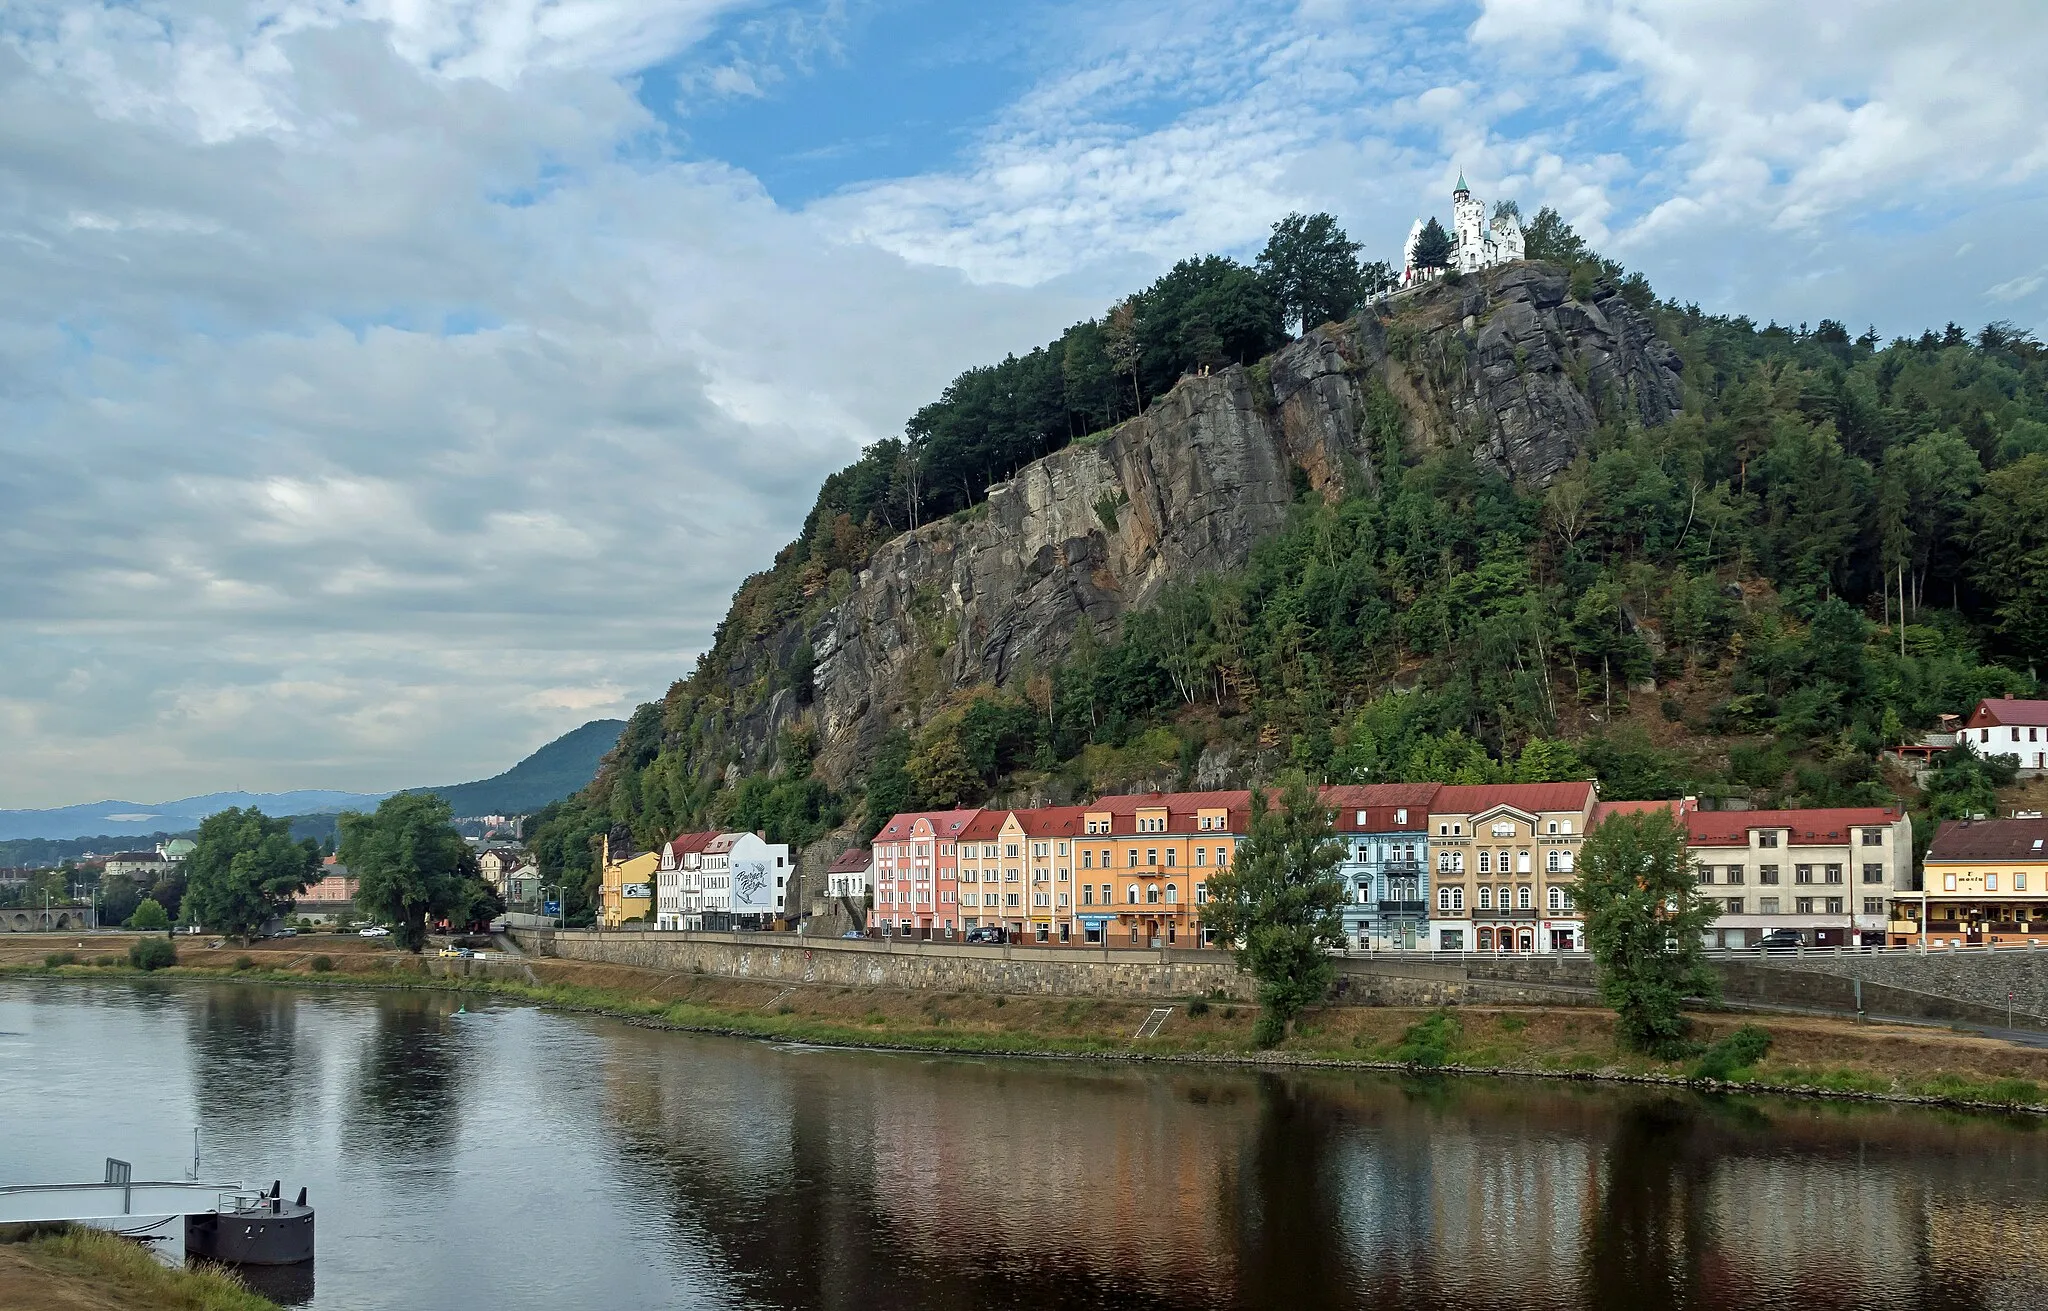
[1547,886,1564,911]
[1478,851,1491,873]
[1518,886,1532,909]
[1165,884,1179,903]
[1437,887,1453,911]
[1477,886,1492,910]
[1145,885,1160,905]
[1126,884,1139,905]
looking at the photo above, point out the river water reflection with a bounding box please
[2,978,2044,1311]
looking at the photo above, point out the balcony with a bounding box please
[1477,908,1539,921]
[1376,900,1429,917]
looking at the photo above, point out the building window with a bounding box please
[1126,885,1139,905]
[1439,929,1464,951]
[1759,864,1780,885]
[1082,886,1094,906]
[1726,898,1744,914]
[1396,808,1408,824]
[2019,873,2029,891]
[1795,897,1815,914]
[1795,864,1814,885]
[1451,887,1464,911]
[1861,863,1883,885]
[1987,874,1999,892]
[1546,851,1561,873]
[1863,898,1884,915]
[1437,886,1453,911]
[1758,832,1779,849]
[1195,883,1208,905]
[1145,885,1160,905]
[1165,884,1179,903]
[1548,887,1564,911]
[1100,883,1112,902]
[1082,851,1093,870]
[1724,865,1743,885]
[1128,851,1139,868]
[1825,897,1844,914]
[1695,863,1713,885]
[1824,864,1843,885]
[1944,874,1957,891]
[1217,847,1230,867]
[1164,849,1176,868]
[1477,886,1492,910]
[1195,847,1208,866]
[1861,829,1884,847]
[1759,897,1780,914]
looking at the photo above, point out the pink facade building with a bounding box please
[871,809,978,935]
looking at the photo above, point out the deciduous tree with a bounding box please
[339,793,489,952]
[182,807,319,941]
[1199,775,1348,1045]
[1257,211,1366,336]
[1573,809,1719,1055]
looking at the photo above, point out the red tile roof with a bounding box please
[1430,782,1596,815]
[1925,818,2048,862]
[1013,805,1089,837]
[1089,790,1252,813]
[1590,797,1693,828]
[956,810,1007,843]
[1967,697,2048,729]
[1685,807,1903,848]
[827,848,872,874]
[665,830,719,858]
[874,809,983,841]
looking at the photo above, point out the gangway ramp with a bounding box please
[0,1179,243,1224]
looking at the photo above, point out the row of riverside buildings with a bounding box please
[859,782,1927,953]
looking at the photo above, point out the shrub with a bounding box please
[1391,1011,1462,1068]
[129,939,177,971]
[1252,1012,1286,1048]
[44,951,76,968]
[125,898,170,931]
[309,955,334,973]
[93,955,117,967]
[1185,998,1211,1017]
[1691,1024,1773,1082]
[231,955,254,972]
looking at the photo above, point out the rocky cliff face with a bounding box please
[718,262,1684,788]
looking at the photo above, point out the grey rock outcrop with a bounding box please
[703,262,1686,788]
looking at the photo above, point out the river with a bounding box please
[2,978,2045,1310]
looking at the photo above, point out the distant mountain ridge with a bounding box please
[407,718,626,818]
[0,719,625,842]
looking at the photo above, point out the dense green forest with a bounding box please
[528,208,2048,919]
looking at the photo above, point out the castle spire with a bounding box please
[1454,169,1469,196]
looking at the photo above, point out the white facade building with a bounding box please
[1401,172,1525,288]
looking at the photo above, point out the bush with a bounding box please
[1185,998,1211,1017]
[1691,1024,1773,1082]
[231,955,254,972]
[93,955,117,967]
[1251,1012,1286,1048]
[1390,1011,1462,1067]
[125,898,170,931]
[43,951,76,968]
[309,955,333,973]
[129,938,178,971]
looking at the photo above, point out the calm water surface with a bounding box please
[2,978,2044,1311]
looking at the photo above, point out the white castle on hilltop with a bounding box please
[1400,171,1524,288]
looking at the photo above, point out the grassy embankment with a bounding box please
[0,1224,277,1311]
[7,932,2048,1113]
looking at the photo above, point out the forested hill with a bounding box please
[529,208,2048,912]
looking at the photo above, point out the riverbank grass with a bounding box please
[7,935,2048,1113]
[0,1225,278,1311]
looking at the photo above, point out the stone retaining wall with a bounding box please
[517,929,1260,1001]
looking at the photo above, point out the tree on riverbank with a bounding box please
[1199,774,1349,1046]
[340,793,494,951]
[1574,809,1720,1056]
[181,807,319,942]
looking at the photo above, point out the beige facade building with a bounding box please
[1426,782,1597,953]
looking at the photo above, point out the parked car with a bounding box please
[359,926,391,938]
[271,927,298,938]
[841,930,866,939]
[1758,928,1804,951]
[965,926,1008,944]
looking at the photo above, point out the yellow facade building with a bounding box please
[599,849,659,928]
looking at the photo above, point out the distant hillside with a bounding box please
[411,719,625,818]
[1,720,625,845]
[0,790,384,843]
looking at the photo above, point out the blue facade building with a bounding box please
[1329,785,1438,950]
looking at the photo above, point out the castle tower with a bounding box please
[1400,217,1425,287]
[1451,170,1485,274]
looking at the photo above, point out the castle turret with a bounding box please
[1451,170,1485,274]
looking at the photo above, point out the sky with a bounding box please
[4,0,2046,808]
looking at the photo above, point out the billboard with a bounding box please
[621,883,651,899]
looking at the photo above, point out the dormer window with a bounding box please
[1396,808,1407,825]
